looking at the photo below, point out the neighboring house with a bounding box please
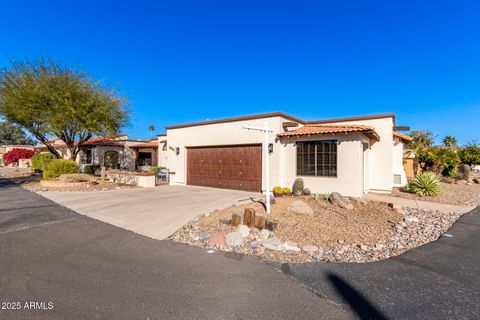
[157,112,412,197]
[37,135,159,172]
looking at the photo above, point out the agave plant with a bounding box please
[405,172,441,197]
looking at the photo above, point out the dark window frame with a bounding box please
[138,152,153,166]
[296,140,337,177]
[85,149,93,164]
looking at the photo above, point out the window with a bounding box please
[138,152,152,166]
[297,140,337,177]
[85,149,92,164]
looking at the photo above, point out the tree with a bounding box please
[0,121,36,145]
[410,130,435,150]
[458,143,480,165]
[0,58,129,160]
[148,124,155,139]
[2,148,35,165]
[442,135,457,148]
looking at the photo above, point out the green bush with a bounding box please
[458,144,480,165]
[292,178,304,196]
[405,172,441,197]
[83,164,100,175]
[43,159,79,180]
[148,166,166,174]
[31,153,55,172]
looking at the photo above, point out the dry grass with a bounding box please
[199,196,403,249]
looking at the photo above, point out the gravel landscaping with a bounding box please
[170,195,466,263]
[387,181,480,206]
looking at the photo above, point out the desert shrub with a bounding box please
[322,192,331,201]
[282,187,291,194]
[458,144,480,166]
[416,147,460,177]
[2,148,35,165]
[292,178,304,196]
[83,164,101,175]
[148,166,166,174]
[405,172,441,197]
[43,159,79,180]
[31,153,55,172]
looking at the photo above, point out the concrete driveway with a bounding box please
[40,185,260,240]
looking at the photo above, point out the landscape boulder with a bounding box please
[330,192,354,210]
[259,229,273,241]
[226,231,244,247]
[473,178,480,184]
[236,224,250,238]
[261,236,284,251]
[288,200,314,215]
[207,232,226,247]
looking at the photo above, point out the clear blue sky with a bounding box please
[1,0,479,144]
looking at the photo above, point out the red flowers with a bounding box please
[2,148,36,165]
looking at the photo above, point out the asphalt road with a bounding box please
[275,206,480,319]
[0,177,352,320]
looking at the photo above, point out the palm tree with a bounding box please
[442,135,457,148]
[148,125,155,139]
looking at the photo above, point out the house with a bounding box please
[157,112,412,197]
[37,134,159,172]
[0,145,36,168]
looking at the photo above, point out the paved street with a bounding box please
[0,177,351,320]
[276,206,480,319]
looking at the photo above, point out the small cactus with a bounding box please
[292,178,304,196]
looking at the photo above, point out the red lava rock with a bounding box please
[208,232,226,247]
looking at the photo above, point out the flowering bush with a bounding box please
[2,148,35,165]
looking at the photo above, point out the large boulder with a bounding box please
[330,192,354,210]
[261,236,284,251]
[288,200,314,214]
[236,224,250,238]
[226,231,244,247]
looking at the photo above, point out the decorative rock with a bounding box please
[283,241,301,252]
[226,231,244,247]
[207,232,225,247]
[337,239,345,245]
[303,188,311,196]
[197,231,211,240]
[330,192,354,210]
[473,178,480,184]
[358,244,369,251]
[262,236,284,251]
[259,229,273,241]
[302,245,319,253]
[404,216,419,224]
[236,224,251,238]
[288,200,314,214]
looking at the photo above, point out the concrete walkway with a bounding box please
[39,185,260,240]
[364,193,475,213]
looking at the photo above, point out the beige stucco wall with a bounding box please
[393,137,407,187]
[166,116,290,190]
[322,117,395,193]
[279,133,365,197]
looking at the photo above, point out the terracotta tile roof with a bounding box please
[393,132,413,142]
[38,134,128,150]
[130,141,159,148]
[277,124,380,140]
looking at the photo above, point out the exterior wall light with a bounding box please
[268,143,273,154]
[175,147,180,155]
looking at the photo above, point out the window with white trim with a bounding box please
[297,140,337,177]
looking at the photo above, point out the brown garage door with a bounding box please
[187,145,262,192]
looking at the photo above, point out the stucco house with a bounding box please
[37,134,159,172]
[156,112,411,197]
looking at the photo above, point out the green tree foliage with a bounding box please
[442,135,457,148]
[458,143,480,165]
[0,121,36,145]
[148,124,155,139]
[410,130,435,150]
[416,147,460,178]
[0,58,129,160]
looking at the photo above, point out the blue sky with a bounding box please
[1,0,479,144]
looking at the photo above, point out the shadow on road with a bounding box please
[327,272,389,320]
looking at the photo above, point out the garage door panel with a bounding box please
[187,145,262,192]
